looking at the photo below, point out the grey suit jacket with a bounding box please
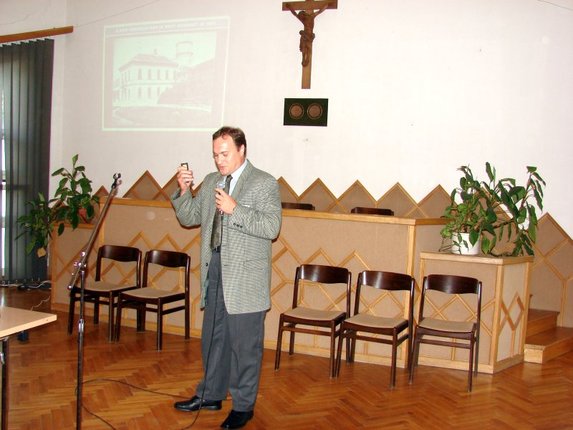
[171,160,282,314]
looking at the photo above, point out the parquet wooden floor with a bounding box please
[3,286,573,429]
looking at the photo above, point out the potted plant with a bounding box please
[17,193,59,257]
[440,163,545,256]
[51,154,99,230]
[17,154,99,257]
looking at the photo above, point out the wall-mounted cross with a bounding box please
[283,0,338,89]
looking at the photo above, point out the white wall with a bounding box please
[2,0,572,234]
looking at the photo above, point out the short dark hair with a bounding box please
[212,126,247,156]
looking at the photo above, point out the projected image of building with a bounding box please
[103,17,229,131]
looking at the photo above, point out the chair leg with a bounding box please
[329,327,337,378]
[334,330,344,377]
[107,293,115,342]
[288,327,296,355]
[465,332,481,391]
[474,335,480,376]
[67,291,76,335]
[390,342,397,389]
[115,297,123,342]
[468,342,475,392]
[348,333,356,363]
[93,297,100,325]
[184,300,190,340]
[274,323,284,371]
[406,335,413,376]
[136,304,146,332]
[409,335,420,384]
[156,304,163,351]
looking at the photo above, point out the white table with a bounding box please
[0,306,57,430]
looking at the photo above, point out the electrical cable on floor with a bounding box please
[30,295,51,311]
[80,401,116,430]
[13,286,52,342]
[81,378,204,430]
[26,280,52,289]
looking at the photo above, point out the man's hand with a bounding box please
[215,188,237,214]
[177,165,194,193]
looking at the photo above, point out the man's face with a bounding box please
[212,134,245,176]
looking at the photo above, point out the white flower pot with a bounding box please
[451,233,481,255]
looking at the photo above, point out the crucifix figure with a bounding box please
[288,4,328,67]
[283,0,338,89]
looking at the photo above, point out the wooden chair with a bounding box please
[275,264,351,377]
[335,270,415,388]
[409,274,482,391]
[281,202,315,210]
[67,244,141,341]
[115,249,190,350]
[351,207,394,216]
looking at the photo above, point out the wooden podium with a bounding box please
[419,252,532,374]
[0,307,57,430]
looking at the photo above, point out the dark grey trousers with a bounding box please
[195,251,265,412]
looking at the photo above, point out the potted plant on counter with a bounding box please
[440,163,545,256]
[17,154,99,257]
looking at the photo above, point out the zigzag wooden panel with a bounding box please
[97,174,451,218]
[51,200,445,371]
[66,171,573,347]
[530,215,573,326]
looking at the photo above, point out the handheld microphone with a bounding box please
[216,178,226,214]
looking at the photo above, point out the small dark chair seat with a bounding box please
[351,207,394,216]
[281,202,315,211]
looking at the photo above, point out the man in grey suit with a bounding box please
[171,126,282,429]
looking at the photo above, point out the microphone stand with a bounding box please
[67,173,121,430]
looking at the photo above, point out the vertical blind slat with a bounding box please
[1,39,53,283]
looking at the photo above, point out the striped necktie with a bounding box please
[210,175,232,250]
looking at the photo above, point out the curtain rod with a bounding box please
[0,25,74,44]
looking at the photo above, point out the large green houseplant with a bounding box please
[440,163,545,256]
[17,154,99,257]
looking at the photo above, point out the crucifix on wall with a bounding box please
[283,0,338,89]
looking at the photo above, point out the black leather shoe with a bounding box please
[174,395,222,412]
[220,410,254,429]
